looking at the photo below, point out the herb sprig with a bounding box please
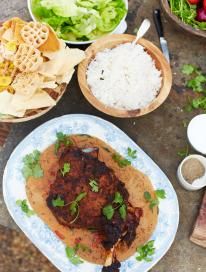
[182,64,206,111]
[127,147,137,159]
[55,132,72,154]
[22,150,43,180]
[60,163,71,177]
[103,192,127,220]
[144,189,166,210]
[112,153,131,168]
[16,199,35,217]
[52,196,65,207]
[65,246,83,265]
[136,240,155,262]
[69,192,87,224]
[89,179,99,192]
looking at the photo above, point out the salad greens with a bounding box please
[169,0,206,30]
[32,0,127,41]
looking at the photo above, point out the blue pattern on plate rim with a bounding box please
[3,114,179,272]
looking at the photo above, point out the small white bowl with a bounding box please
[27,0,128,45]
[177,154,206,191]
[187,114,206,155]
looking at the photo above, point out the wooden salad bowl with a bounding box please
[161,0,206,39]
[78,34,172,118]
[0,83,67,123]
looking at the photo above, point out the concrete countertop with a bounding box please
[0,0,206,271]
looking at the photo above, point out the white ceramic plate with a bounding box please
[3,114,179,272]
[27,0,128,45]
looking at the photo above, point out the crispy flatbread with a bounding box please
[26,135,158,264]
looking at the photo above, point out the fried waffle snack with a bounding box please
[14,43,43,72]
[21,22,49,48]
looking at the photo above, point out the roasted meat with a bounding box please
[47,146,142,267]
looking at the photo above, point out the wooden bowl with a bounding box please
[161,0,206,39]
[0,83,67,123]
[78,34,172,118]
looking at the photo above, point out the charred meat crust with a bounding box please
[47,146,142,250]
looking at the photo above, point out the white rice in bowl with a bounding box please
[86,43,162,110]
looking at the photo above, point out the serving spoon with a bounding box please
[132,19,151,45]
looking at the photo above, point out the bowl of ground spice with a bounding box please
[177,155,206,191]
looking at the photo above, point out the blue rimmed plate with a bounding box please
[3,114,179,272]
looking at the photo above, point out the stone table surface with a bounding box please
[0,0,206,271]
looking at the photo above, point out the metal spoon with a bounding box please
[132,19,151,45]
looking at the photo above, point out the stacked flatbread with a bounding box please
[0,17,85,118]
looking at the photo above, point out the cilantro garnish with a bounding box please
[112,153,131,168]
[22,150,43,180]
[60,163,71,177]
[136,240,155,262]
[144,189,166,210]
[103,192,127,220]
[69,192,87,224]
[55,132,72,154]
[127,147,137,159]
[102,204,114,220]
[119,204,127,220]
[177,145,189,158]
[182,64,206,111]
[113,192,123,205]
[16,199,35,217]
[65,246,83,265]
[52,196,65,207]
[89,179,99,192]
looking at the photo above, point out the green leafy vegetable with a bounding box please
[177,145,189,158]
[65,246,83,265]
[103,192,127,220]
[102,204,114,220]
[22,150,43,180]
[60,163,71,177]
[112,153,131,168]
[136,240,155,262]
[144,189,166,210]
[127,147,137,159]
[52,195,65,207]
[119,204,127,220]
[32,0,127,41]
[55,132,72,154]
[16,199,35,217]
[89,179,99,192]
[69,192,87,223]
[169,0,206,31]
[181,64,206,111]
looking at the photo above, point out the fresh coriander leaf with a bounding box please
[136,240,155,262]
[65,246,83,265]
[127,147,137,159]
[177,145,189,158]
[16,199,35,217]
[144,191,152,201]
[52,196,65,207]
[22,150,43,180]
[70,202,78,216]
[187,75,206,92]
[112,153,131,168]
[75,192,87,202]
[149,199,159,210]
[55,132,72,153]
[89,179,99,192]
[60,163,70,177]
[119,204,127,220]
[192,97,206,110]
[113,192,123,205]
[155,189,166,199]
[182,64,197,75]
[33,164,44,178]
[103,204,114,220]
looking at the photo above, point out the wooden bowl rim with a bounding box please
[77,34,172,118]
[161,0,206,38]
[0,83,67,123]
